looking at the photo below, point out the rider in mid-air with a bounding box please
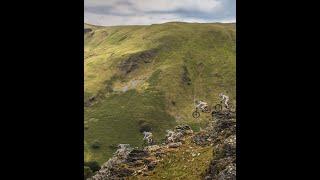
[219,93,229,108]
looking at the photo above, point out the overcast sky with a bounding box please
[84,0,236,26]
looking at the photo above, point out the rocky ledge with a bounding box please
[88,111,236,180]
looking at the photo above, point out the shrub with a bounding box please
[91,140,101,149]
[108,144,118,150]
[138,120,145,125]
[84,161,100,172]
[139,122,152,133]
[84,166,93,179]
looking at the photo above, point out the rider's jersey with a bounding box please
[221,95,229,102]
[196,101,208,109]
[143,132,153,140]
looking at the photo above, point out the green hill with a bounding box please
[84,22,236,164]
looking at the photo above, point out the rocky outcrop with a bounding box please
[175,124,194,135]
[165,124,193,144]
[144,145,160,152]
[118,49,158,75]
[88,144,133,180]
[88,114,236,180]
[203,110,236,180]
[88,125,194,179]
[167,142,182,148]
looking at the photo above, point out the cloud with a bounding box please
[84,0,236,26]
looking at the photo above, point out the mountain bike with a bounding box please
[192,106,211,118]
[213,101,235,113]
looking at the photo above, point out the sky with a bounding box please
[84,0,236,26]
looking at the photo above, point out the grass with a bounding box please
[84,22,235,164]
[129,136,214,180]
[84,89,177,164]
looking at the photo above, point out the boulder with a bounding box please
[217,163,236,180]
[192,132,210,146]
[144,145,160,152]
[147,161,157,170]
[167,142,182,148]
[175,125,193,135]
[126,150,149,163]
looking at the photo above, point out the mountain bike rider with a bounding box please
[196,100,208,112]
[219,93,229,108]
[143,131,153,145]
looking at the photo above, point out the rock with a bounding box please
[217,163,236,180]
[114,144,132,159]
[224,135,236,145]
[116,167,134,177]
[175,125,193,135]
[126,150,149,163]
[192,132,210,146]
[147,161,157,170]
[167,142,182,148]
[164,125,194,144]
[118,49,158,74]
[89,144,134,180]
[137,169,143,175]
[144,145,160,152]
[166,130,182,143]
[89,110,237,180]
[155,151,165,158]
[203,108,236,179]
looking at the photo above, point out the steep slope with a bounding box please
[84,22,236,164]
[88,111,236,180]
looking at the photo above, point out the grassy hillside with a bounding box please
[128,137,214,180]
[84,22,236,164]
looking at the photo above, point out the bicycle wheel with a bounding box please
[228,104,235,112]
[192,111,200,118]
[214,104,222,112]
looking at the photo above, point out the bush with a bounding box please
[84,166,93,179]
[91,140,101,149]
[84,161,100,172]
[108,144,118,150]
[139,122,152,133]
